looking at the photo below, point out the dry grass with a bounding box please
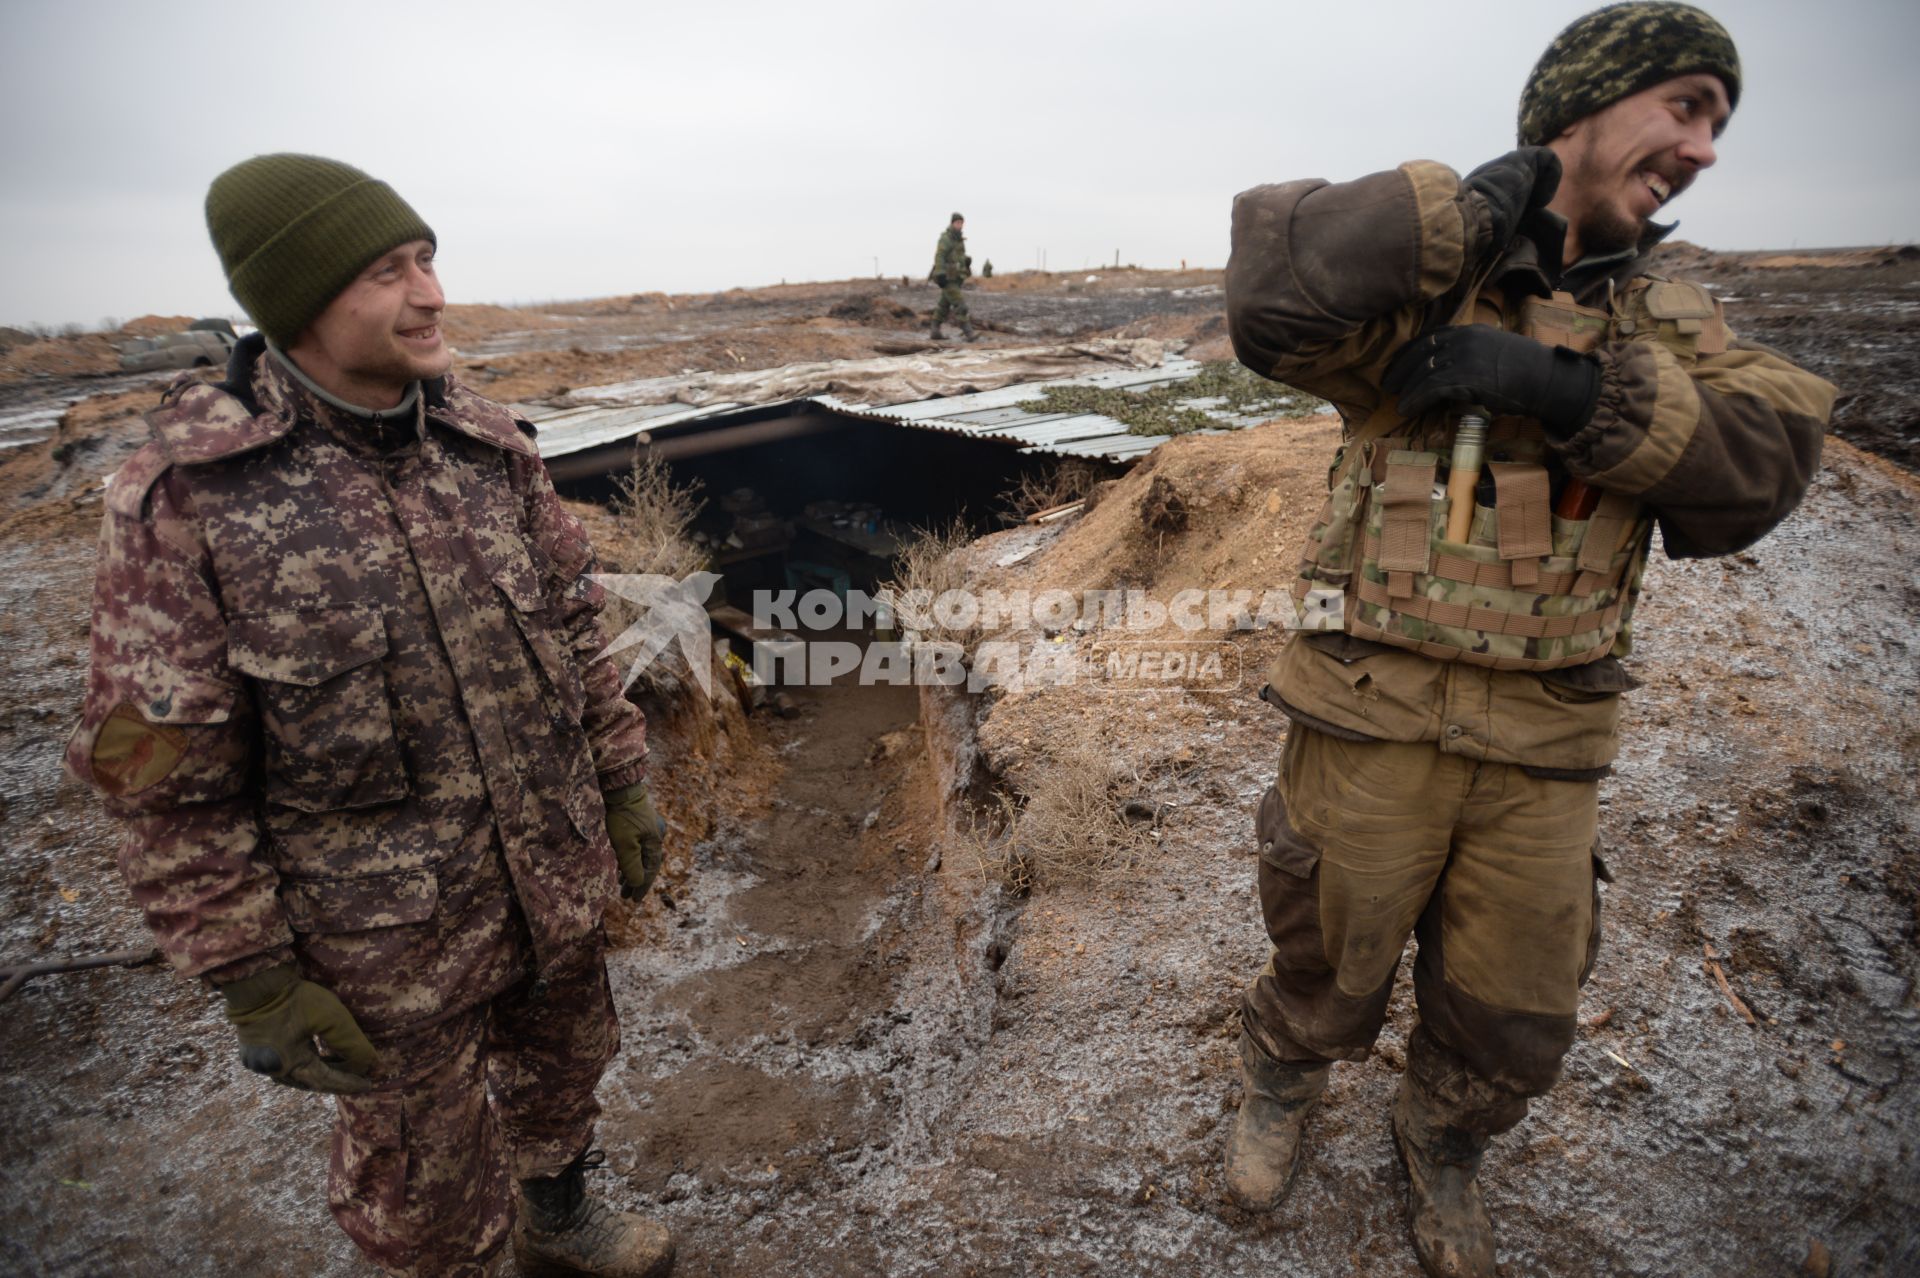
[605,453,707,582]
[968,738,1155,893]
[995,459,1109,523]
[877,518,979,648]
[597,454,708,694]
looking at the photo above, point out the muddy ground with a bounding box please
[1,256,1915,1277]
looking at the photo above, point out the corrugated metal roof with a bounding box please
[521,355,1265,467]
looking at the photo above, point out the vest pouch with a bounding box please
[1518,291,1611,353]
[1347,450,1648,671]
[1376,451,1439,599]
[1288,441,1375,627]
[1616,278,1730,361]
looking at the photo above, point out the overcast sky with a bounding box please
[3,0,1915,328]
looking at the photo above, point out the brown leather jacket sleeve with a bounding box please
[1559,335,1835,558]
[1227,161,1493,410]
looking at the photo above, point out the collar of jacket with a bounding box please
[147,332,537,465]
[1495,213,1677,307]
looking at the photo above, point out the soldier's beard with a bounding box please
[1576,204,1645,257]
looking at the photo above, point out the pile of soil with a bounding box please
[0,333,122,384]
[825,294,920,326]
[118,314,197,338]
[439,301,568,346]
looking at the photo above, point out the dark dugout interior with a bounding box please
[551,401,1122,609]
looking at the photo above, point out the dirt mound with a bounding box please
[1745,246,1919,270]
[473,326,891,404]
[118,314,197,338]
[1004,416,1337,605]
[825,294,920,326]
[0,333,121,385]
[439,302,568,345]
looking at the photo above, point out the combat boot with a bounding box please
[1391,1072,1496,1278]
[514,1150,674,1278]
[929,320,944,340]
[1223,1034,1329,1211]
[959,321,977,342]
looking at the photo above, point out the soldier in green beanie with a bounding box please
[67,154,676,1277]
[1221,8,1831,1276]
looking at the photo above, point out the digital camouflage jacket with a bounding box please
[65,338,648,1035]
[1227,161,1834,773]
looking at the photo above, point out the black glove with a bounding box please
[1382,325,1601,442]
[1463,147,1561,252]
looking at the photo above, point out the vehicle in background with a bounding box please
[118,318,245,372]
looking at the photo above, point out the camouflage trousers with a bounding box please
[328,938,621,1277]
[1242,727,1605,1134]
[933,283,969,325]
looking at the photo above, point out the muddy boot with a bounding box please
[1391,1073,1496,1278]
[1224,1034,1329,1210]
[959,321,977,342]
[514,1150,675,1278]
[928,320,944,340]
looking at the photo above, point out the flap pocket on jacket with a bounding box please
[225,605,408,813]
[280,866,438,934]
[229,606,389,685]
[490,547,547,614]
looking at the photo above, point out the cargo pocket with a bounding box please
[1579,845,1612,986]
[1255,779,1327,977]
[227,605,408,813]
[280,865,439,935]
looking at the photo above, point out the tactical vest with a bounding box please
[1291,272,1729,671]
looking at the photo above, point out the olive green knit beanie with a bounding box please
[204,154,435,348]
[1518,3,1741,146]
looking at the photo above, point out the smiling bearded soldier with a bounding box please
[65,154,674,1278]
[1220,6,1834,1276]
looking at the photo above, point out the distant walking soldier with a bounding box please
[1221,6,1834,1276]
[65,154,675,1278]
[929,212,975,340]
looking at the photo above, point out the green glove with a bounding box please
[220,963,377,1095]
[604,781,666,900]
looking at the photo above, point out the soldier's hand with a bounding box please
[220,963,377,1094]
[604,782,666,901]
[1382,325,1600,441]
[1463,147,1561,252]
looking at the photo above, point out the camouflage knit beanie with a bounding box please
[204,154,435,348]
[1518,3,1740,146]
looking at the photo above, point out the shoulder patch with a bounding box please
[106,441,176,519]
[88,703,189,797]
